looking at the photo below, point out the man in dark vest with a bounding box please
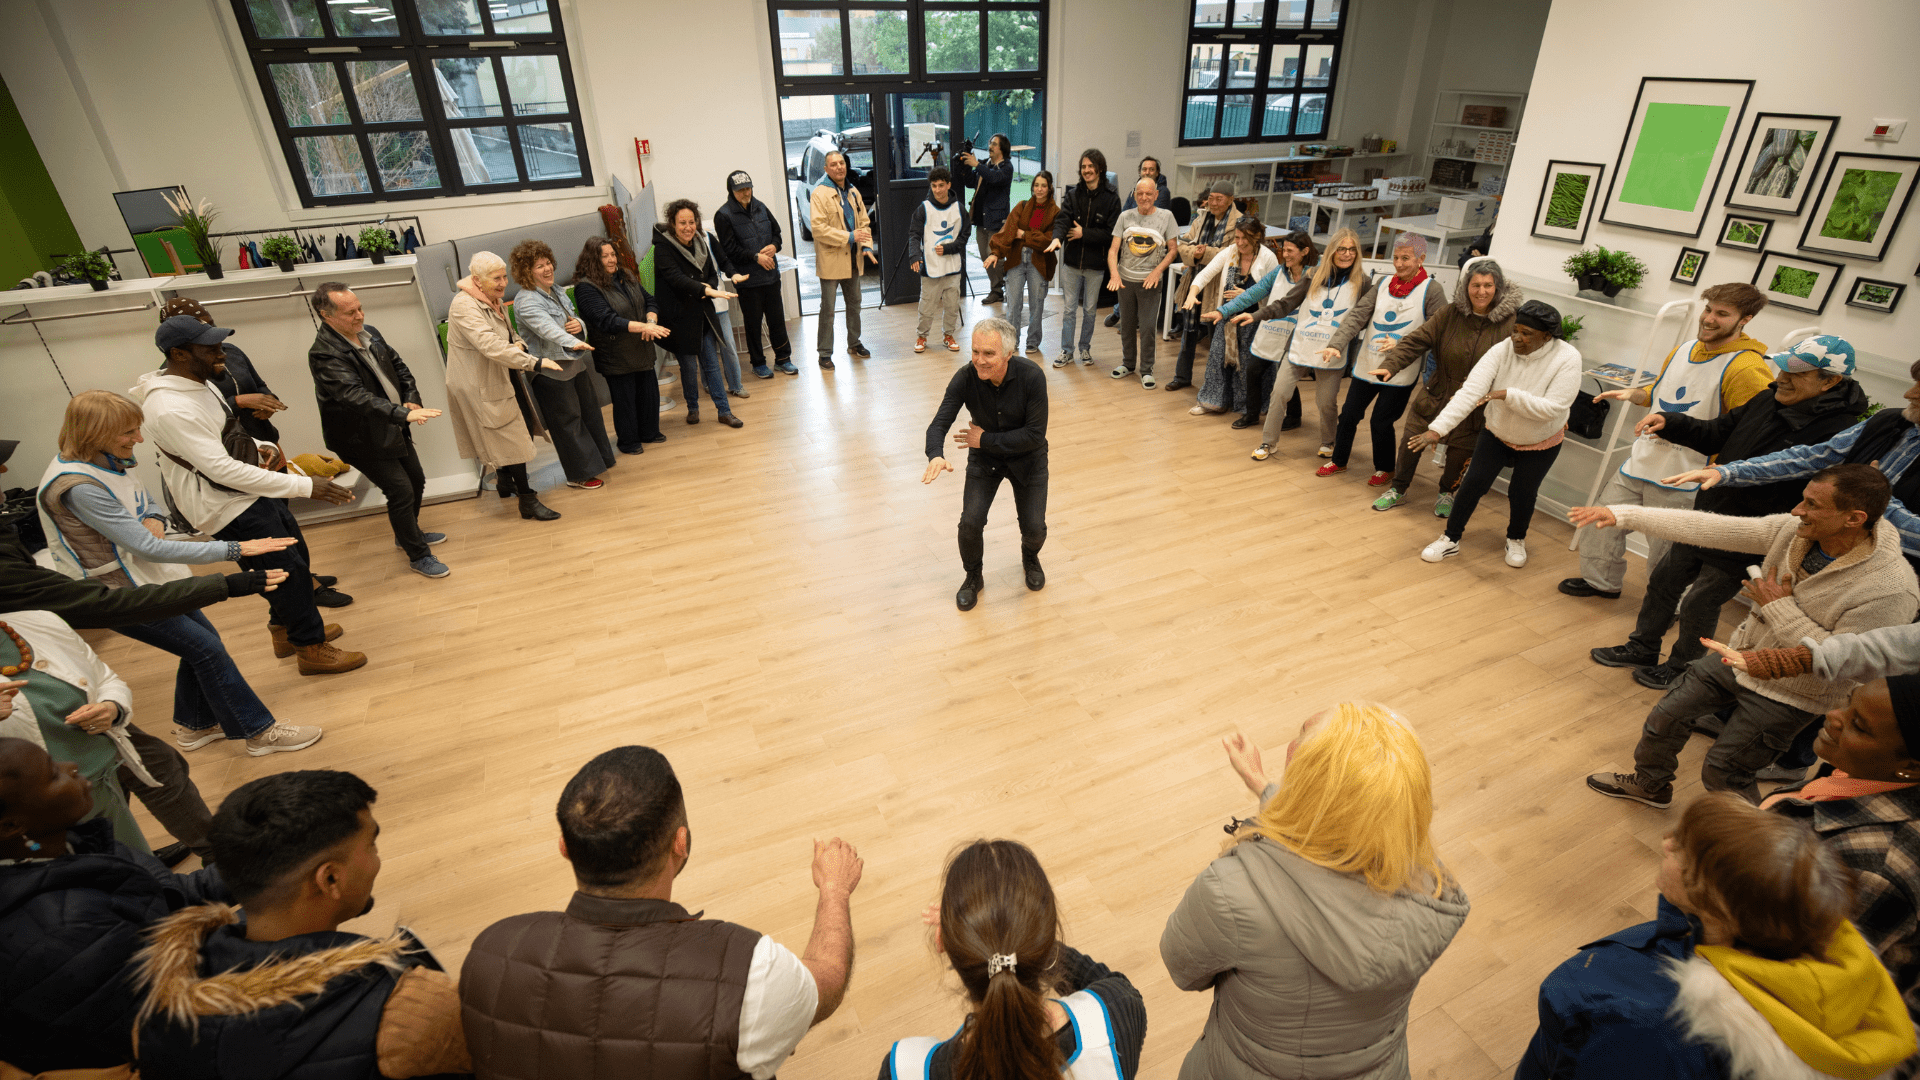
[134,770,470,1080]
[460,746,862,1080]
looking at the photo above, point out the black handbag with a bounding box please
[1567,381,1611,440]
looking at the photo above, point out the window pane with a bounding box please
[348,60,421,122]
[1311,0,1341,27]
[848,9,908,74]
[1184,95,1218,141]
[965,88,1044,186]
[490,0,551,33]
[986,9,1038,71]
[246,0,322,37]
[435,57,503,117]
[887,92,949,181]
[776,10,843,77]
[331,2,399,36]
[1187,43,1221,90]
[519,123,581,180]
[1304,44,1335,88]
[1263,93,1295,136]
[295,134,371,195]
[1233,0,1269,27]
[501,54,569,116]
[1193,1,1226,28]
[271,64,348,127]
[1221,94,1253,139]
[1224,43,1258,88]
[926,10,980,73]
[368,130,441,190]
[418,0,483,35]
[1268,44,1300,87]
[1297,92,1328,136]
[1274,0,1305,26]
[451,125,518,184]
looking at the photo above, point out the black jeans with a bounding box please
[959,451,1048,575]
[1446,428,1562,542]
[736,283,791,367]
[1331,380,1414,472]
[1629,544,1748,666]
[1239,357,1301,422]
[604,369,661,451]
[214,497,322,646]
[341,444,428,560]
[1174,320,1207,382]
[531,372,616,482]
[1634,656,1817,802]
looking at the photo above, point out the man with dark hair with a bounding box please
[1559,282,1772,601]
[460,746,863,1080]
[135,770,471,1080]
[808,148,875,370]
[307,282,450,580]
[1574,463,1920,807]
[908,164,970,355]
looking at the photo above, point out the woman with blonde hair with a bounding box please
[1160,704,1469,1079]
[1233,228,1371,461]
[444,250,563,520]
[881,839,1147,1080]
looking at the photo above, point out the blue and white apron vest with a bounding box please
[38,456,189,588]
[1355,276,1433,386]
[1620,339,1741,490]
[1249,266,1303,362]
[1286,273,1362,369]
[885,989,1124,1080]
[922,199,966,278]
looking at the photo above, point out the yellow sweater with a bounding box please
[1633,332,1773,411]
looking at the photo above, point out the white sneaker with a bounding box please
[1505,538,1528,568]
[1420,535,1461,563]
[1189,404,1207,415]
[175,726,222,751]
[1318,445,1334,458]
[245,723,324,757]
[1251,443,1274,461]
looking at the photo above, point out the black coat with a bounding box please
[1657,380,1872,521]
[651,223,723,354]
[953,154,1013,225]
[1054,180,1122,271]
[211,343,281,443]
[574,274,659,377]
[713,195,783,289]
[307,324,423,460]
[0,818,227,1073]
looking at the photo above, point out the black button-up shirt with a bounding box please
[925,356,1049,460]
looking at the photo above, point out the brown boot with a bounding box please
[295,642,367,676]
[270,623,343,658]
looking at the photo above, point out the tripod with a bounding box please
[880,139,978,310]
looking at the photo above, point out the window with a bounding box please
[1181,0,1344,147]
[229,0,591,206]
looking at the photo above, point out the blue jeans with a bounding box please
[1057,263,1104,353]
[713,307,744,392]
[676,328,734,418]
[113,609,273,739]
[1005,260,1049,350]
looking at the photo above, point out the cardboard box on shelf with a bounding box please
[1436,195,1496,230]
[1460,105,1509,127]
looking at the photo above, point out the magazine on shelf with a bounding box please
[1587,362,1653,384]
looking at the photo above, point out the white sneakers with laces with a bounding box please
[245,723,324,757]
[1420,535,1460,563]
[1505,538,1528,568]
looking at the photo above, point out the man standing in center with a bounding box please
[808,149,874,371]
[923,318,1049,612]
[908,165,970,355]
[1106,178,1179,389]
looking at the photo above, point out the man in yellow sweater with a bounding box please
[1560,283,1774,600]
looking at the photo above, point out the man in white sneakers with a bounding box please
[132,316,366,676]
[1107,178,1179,388]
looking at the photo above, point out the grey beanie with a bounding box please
[1207,179,1237,198]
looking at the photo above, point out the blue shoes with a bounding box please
[410,555,451,579]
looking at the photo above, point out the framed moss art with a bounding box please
[1750,249,1843,315]
[1531,160,1605,244]
[1600,77,1753,237]
[1797,152,1919,262]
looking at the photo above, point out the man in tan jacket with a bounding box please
[807,150,874,371]
[1574,464,1920,807]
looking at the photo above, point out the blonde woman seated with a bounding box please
[1160,704,1469,1079]
[444,251,564,521]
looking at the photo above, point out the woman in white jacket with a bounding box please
[1183,218,1279,416]
[1410,300,1581,568]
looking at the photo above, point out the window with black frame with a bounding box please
[228,0,592,207]
[1181,0,1345,147]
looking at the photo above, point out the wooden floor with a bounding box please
[103,294,1744,1079]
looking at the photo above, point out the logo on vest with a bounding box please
[1659,385,1701,413]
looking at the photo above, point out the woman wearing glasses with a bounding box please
[1232,228,1371,461]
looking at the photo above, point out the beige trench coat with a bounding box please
[808,180,871,281]
[444,290,544,468]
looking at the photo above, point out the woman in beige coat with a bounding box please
[444,251,562,521]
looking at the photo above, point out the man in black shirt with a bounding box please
[923,317,1049,611]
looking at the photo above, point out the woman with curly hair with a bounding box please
[509,239,615,488]
[572,235,671,455]
[653,199,744,428]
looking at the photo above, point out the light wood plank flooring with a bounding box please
[100,294,1742,1078]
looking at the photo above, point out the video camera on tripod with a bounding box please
[913,131,981,169]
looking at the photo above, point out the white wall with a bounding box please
[1501,0,1920,374]
[1050,0,1186,180]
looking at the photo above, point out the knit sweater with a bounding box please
[1610,507,1920,712]
[1430,337,1582,447]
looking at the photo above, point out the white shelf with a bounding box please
[1430,154,1511,165]
[1431,123,1516,133]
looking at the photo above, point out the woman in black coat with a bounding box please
[652,199,744,428]
[573,236,672,454]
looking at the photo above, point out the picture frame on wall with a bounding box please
[1797,152,1920,262]
[1846,277,1905,314]
[1531,160,1605,244]
[1716,213,1773,252]
[1750,250,1844,314]
[1600,77,1753,237]
[1672,247,1709,286]
[1724,112,1839,217]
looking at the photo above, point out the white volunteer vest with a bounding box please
[38,456,191,587]
[1355,276,1432,386]
[921,198,966,278]
[885,990,1125,1080]
[1287,273,1362,369]
[1249,266,1304,362]
[1619,339,1741,489]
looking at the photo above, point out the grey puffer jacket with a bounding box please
[1160,834,1469,1080]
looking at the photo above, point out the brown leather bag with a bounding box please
[0,1061,136,1080]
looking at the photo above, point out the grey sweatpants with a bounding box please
[917,274,962,337]
[119,723,215,857]
[816,276,863,358]
[1578,471,1697,592]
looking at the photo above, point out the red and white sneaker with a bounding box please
[1315,463,1347,477]
[914,336,928,353]
[1368,471,1393,486]
[944,334,960,352]
[567,477,606,490]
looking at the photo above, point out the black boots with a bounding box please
[956,574,983,611]
[518,492,561,521]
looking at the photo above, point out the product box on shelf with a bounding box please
[1429,159,1474,189]
[1435,195,1496,230]
[1335,186,1374,202]
[1313,182,1349,196]
[1460,105,1509,127]
[1385,175,1427,194]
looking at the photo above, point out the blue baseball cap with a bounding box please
[1770,334,1856,376]
[155,314,232,356]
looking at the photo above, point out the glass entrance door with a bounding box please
[779,91,880,316]
[877,90,951,306]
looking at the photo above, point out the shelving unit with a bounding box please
[1171,149,1415,215]
[1424,89,1526,194]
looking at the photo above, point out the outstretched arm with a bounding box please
[799,838,862,1025]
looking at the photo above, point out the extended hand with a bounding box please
[1699,637,1749,674]
[1635,414,1667,437]
[235,393,286,413]
[1202,310,1225,324]
[563,317,584,336]
[921,457,953,484]
[731,273,750,284]
[1567,505,1617,528]
[262,569,288,592]
[812,838,864,898]
[910,261,922,274]
[540,358,563,371]
[1223,732,1268,796]
[309,477,354,505]
[406,407,441,424]
[1044,238,1062,253]
[1744,566,1795,608]
[1407,429,1441,451]
[64,702,119,735]
[641,324,671,340]
[955,423,985,450]
[1317,347,1341,364]
[982,256,997,270]
[1181,296,1199,311]
[1594,388,1637,402]
[1662,467,1724,489]
[1368,368,1392,380]
[0,680,25,720]
[236,536,300,557]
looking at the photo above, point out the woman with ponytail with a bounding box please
[1160,703,1470,1079]
[879,839,1146,1080]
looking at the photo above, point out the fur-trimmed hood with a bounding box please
[1448,270,1523,325]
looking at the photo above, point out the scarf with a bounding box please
[457,275,507,320]
[661,228,709,276]
[1761,770,1917,810]
[1387,266,1429,299]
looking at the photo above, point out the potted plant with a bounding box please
[162,190,224,279]
[1598,248,1648,297]
[261,234,301,272]
[1558,314,1585,342]
[1562,248,1604,292]
[357,225,397,265]
[59,249,115,291]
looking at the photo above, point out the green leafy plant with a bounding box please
[1557,314,1584,342]
[1819,167,1900,243]
[1860,401,1886,421]
[1599,247,1648,290]
[1561,248,1600,279]
[58,249,114,282]
[161,190,222,270]
[261,235,301,264]
[357,225,398,255]
[1543,171,1590,230]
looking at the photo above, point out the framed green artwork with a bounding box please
[1531,160,1604,244]
[1796,152,1919,262]
[1716,212,1772,253]
[1724,112,1838,217]
[1750,249,1843,315]
[1671,247,1708,286]
[1600,77,1753,237]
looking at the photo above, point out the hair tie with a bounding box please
[987,953,1017,977]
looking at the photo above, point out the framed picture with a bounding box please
[1751,250,1844,314]
[1600,77,1753,237]
[1797,152,1920,262]
[1724,113,1839,217]
[1531,160,1605,244]
[1716,213,1773,252]
[1672,247,1709,285]
[1846,277,1905,314]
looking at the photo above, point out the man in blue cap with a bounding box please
[1591,334,1872,690]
